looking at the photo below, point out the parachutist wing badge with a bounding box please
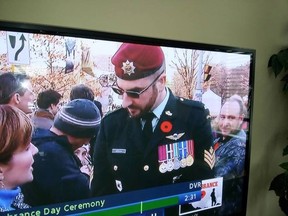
[166,132,185,141]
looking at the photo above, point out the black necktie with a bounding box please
[142,112,155,143]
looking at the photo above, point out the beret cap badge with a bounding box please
[122,60,135,76]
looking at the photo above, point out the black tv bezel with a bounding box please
[0,21,255,216]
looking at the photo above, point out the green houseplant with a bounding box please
[268,48,288,215]
[269,146,288,215]
[268,48,288,92]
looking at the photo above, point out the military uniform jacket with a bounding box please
[91,90,215,196]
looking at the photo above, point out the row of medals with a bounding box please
[159,154,194,173]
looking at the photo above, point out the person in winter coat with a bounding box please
[21,99,101,206]
[0,105,38,212]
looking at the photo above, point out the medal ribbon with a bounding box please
[166,144,173,161]
[173,143,178,159]
[158,145,166,163]
[187,140,194,157]
[178,141,187,160]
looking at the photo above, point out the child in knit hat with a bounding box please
[21,99,101,206]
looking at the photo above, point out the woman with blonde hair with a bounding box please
[0,105,38,212]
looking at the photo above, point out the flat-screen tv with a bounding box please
[0,21,255,216]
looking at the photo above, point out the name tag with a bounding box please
[112,148,126,154]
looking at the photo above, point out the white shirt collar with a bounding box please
[141,88,170,130]
[152,87,170,119]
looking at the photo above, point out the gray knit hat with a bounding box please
[54,99,101,138]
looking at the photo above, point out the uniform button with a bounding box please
[144,165,149,171]
[180,98,184,101]
[114,165,118,171]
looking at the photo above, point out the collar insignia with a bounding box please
[165,110,172,116]
[166,132,185,141]
[122,60,135,75]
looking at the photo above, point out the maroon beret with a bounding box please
[111,43,165,80]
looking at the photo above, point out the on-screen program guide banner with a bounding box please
[4,177,222,216]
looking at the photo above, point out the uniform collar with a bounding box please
[140,88,170,130]
[152,87,170,119]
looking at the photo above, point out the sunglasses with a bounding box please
[112,71,164,99]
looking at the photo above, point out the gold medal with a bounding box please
[186,155,194,166]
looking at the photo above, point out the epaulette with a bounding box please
[177,97,211,120]
[177,97,205,110]
[103,107,125,119]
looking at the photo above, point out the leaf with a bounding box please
[281,74,288,82]
[278,49,288,74]
[283,82,288,93]
[279,162,288,171]
[278,49,288,66]
[283,145,288,156]
[268,54,277,67]
[269,173,288,197]
[268,54,284,77]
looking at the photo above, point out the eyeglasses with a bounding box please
[112,71,164,98]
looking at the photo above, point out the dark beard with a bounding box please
[127,85,158,119]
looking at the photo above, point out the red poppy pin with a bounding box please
[160,121,172,133]
[214,142,220,151]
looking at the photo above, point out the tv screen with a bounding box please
[0,21,255,216]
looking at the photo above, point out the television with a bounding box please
[0,21,255,216]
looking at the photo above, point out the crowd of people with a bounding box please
[0,43,248,215]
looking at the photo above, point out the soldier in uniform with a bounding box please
[91,43,215,198]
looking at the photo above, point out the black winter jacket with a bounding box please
[22,129,90,206]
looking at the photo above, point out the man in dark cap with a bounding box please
[91,43,214,198]
[22,99,101,206]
